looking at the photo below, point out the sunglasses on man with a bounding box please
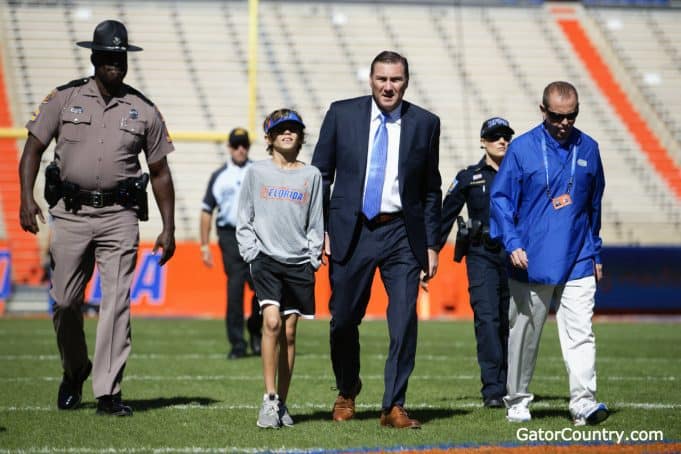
[542,105,579,122]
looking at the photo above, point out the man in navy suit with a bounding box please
[312,50,441,429]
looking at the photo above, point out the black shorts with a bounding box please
[249,254,315,319]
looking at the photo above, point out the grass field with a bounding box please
[0,317,679,452]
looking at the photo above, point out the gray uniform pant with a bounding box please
[505,276,598,417]
[49,203,139,398]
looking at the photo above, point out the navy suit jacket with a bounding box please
[311,95,442,271]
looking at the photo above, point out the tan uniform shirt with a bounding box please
[26,77,174,191]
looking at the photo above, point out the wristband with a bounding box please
[200,244,209,252]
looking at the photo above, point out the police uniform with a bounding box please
[441,157,510,405]
[202,146,262,358]
[25,24,174,407]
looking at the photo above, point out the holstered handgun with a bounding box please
[453,216,470,263]
[62,181,81,213]
[117,173,149,221]
[133,173,149,221]
[44,162,63,208]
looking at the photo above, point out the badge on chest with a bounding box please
[552,193,572,210]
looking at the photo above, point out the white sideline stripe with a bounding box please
[0,373,677,383]
[2,352,679,364]
[2,400,679,413]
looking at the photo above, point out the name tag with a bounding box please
[552,193,572,210]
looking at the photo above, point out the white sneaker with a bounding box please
[505,396,533,423]
[278,400,294,427]
[257,394,281,429]
[573,402,609,426]
[506,404,532,422]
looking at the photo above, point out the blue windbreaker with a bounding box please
[489,124,605,284]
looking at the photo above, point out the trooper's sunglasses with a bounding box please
[484,133,512,142]
[542,106,579,122]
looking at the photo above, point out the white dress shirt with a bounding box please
[362,99,402,213]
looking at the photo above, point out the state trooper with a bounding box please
[19,20,176,416]
[440,117,514,408]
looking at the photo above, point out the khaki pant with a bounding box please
[49,202,139,398]
[505,276,598,417]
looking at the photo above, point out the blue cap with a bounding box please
[264,111,305,134]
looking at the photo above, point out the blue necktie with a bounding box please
[363,113,389,220]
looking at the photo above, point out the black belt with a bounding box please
[76,189,117,208]
[472,233,502,253]
[364,212,403,226]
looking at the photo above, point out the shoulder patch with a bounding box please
[125,85,155,107]
[57,77,90,91]
[40,89,57,104]
[446,179,458,194]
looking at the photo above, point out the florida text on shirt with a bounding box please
[259,185,309,204]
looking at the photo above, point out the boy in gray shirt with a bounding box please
[236,109,323,428]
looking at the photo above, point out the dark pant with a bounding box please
[218,226,262,353]
[465,247,510,400]
[329,217,421,411]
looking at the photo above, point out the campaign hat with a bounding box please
[76,20,143,52]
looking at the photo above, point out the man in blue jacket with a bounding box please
[490,81,608,426]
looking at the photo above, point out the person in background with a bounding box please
[489,81,608,426]
[237,109,323,428]
[200,127,262,359]
[18,20,176,416]
[440,117,514,409]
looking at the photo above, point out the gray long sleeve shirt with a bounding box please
[236,159,324,269]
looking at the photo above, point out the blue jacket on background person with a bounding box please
[489,124,605,285]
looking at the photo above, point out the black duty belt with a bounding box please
[473,233,502,253]
[76,189,117,208]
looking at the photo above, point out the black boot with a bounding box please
[249,332,262,356]
[57,360,92,410]
[96,393,132,416]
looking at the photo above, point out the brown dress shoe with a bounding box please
[380,405,421,429]
[332,379,362,421]
[332,395,356,421]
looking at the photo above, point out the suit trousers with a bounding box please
[49,203,138,398]
[217,226,261,353]
[329,217,421,410]
[465,248,509,400]
[505,276,598,416]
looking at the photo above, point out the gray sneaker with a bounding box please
[278,400,294,427]
[256,394,281,429]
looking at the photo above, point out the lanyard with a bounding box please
[541,135,577,198]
